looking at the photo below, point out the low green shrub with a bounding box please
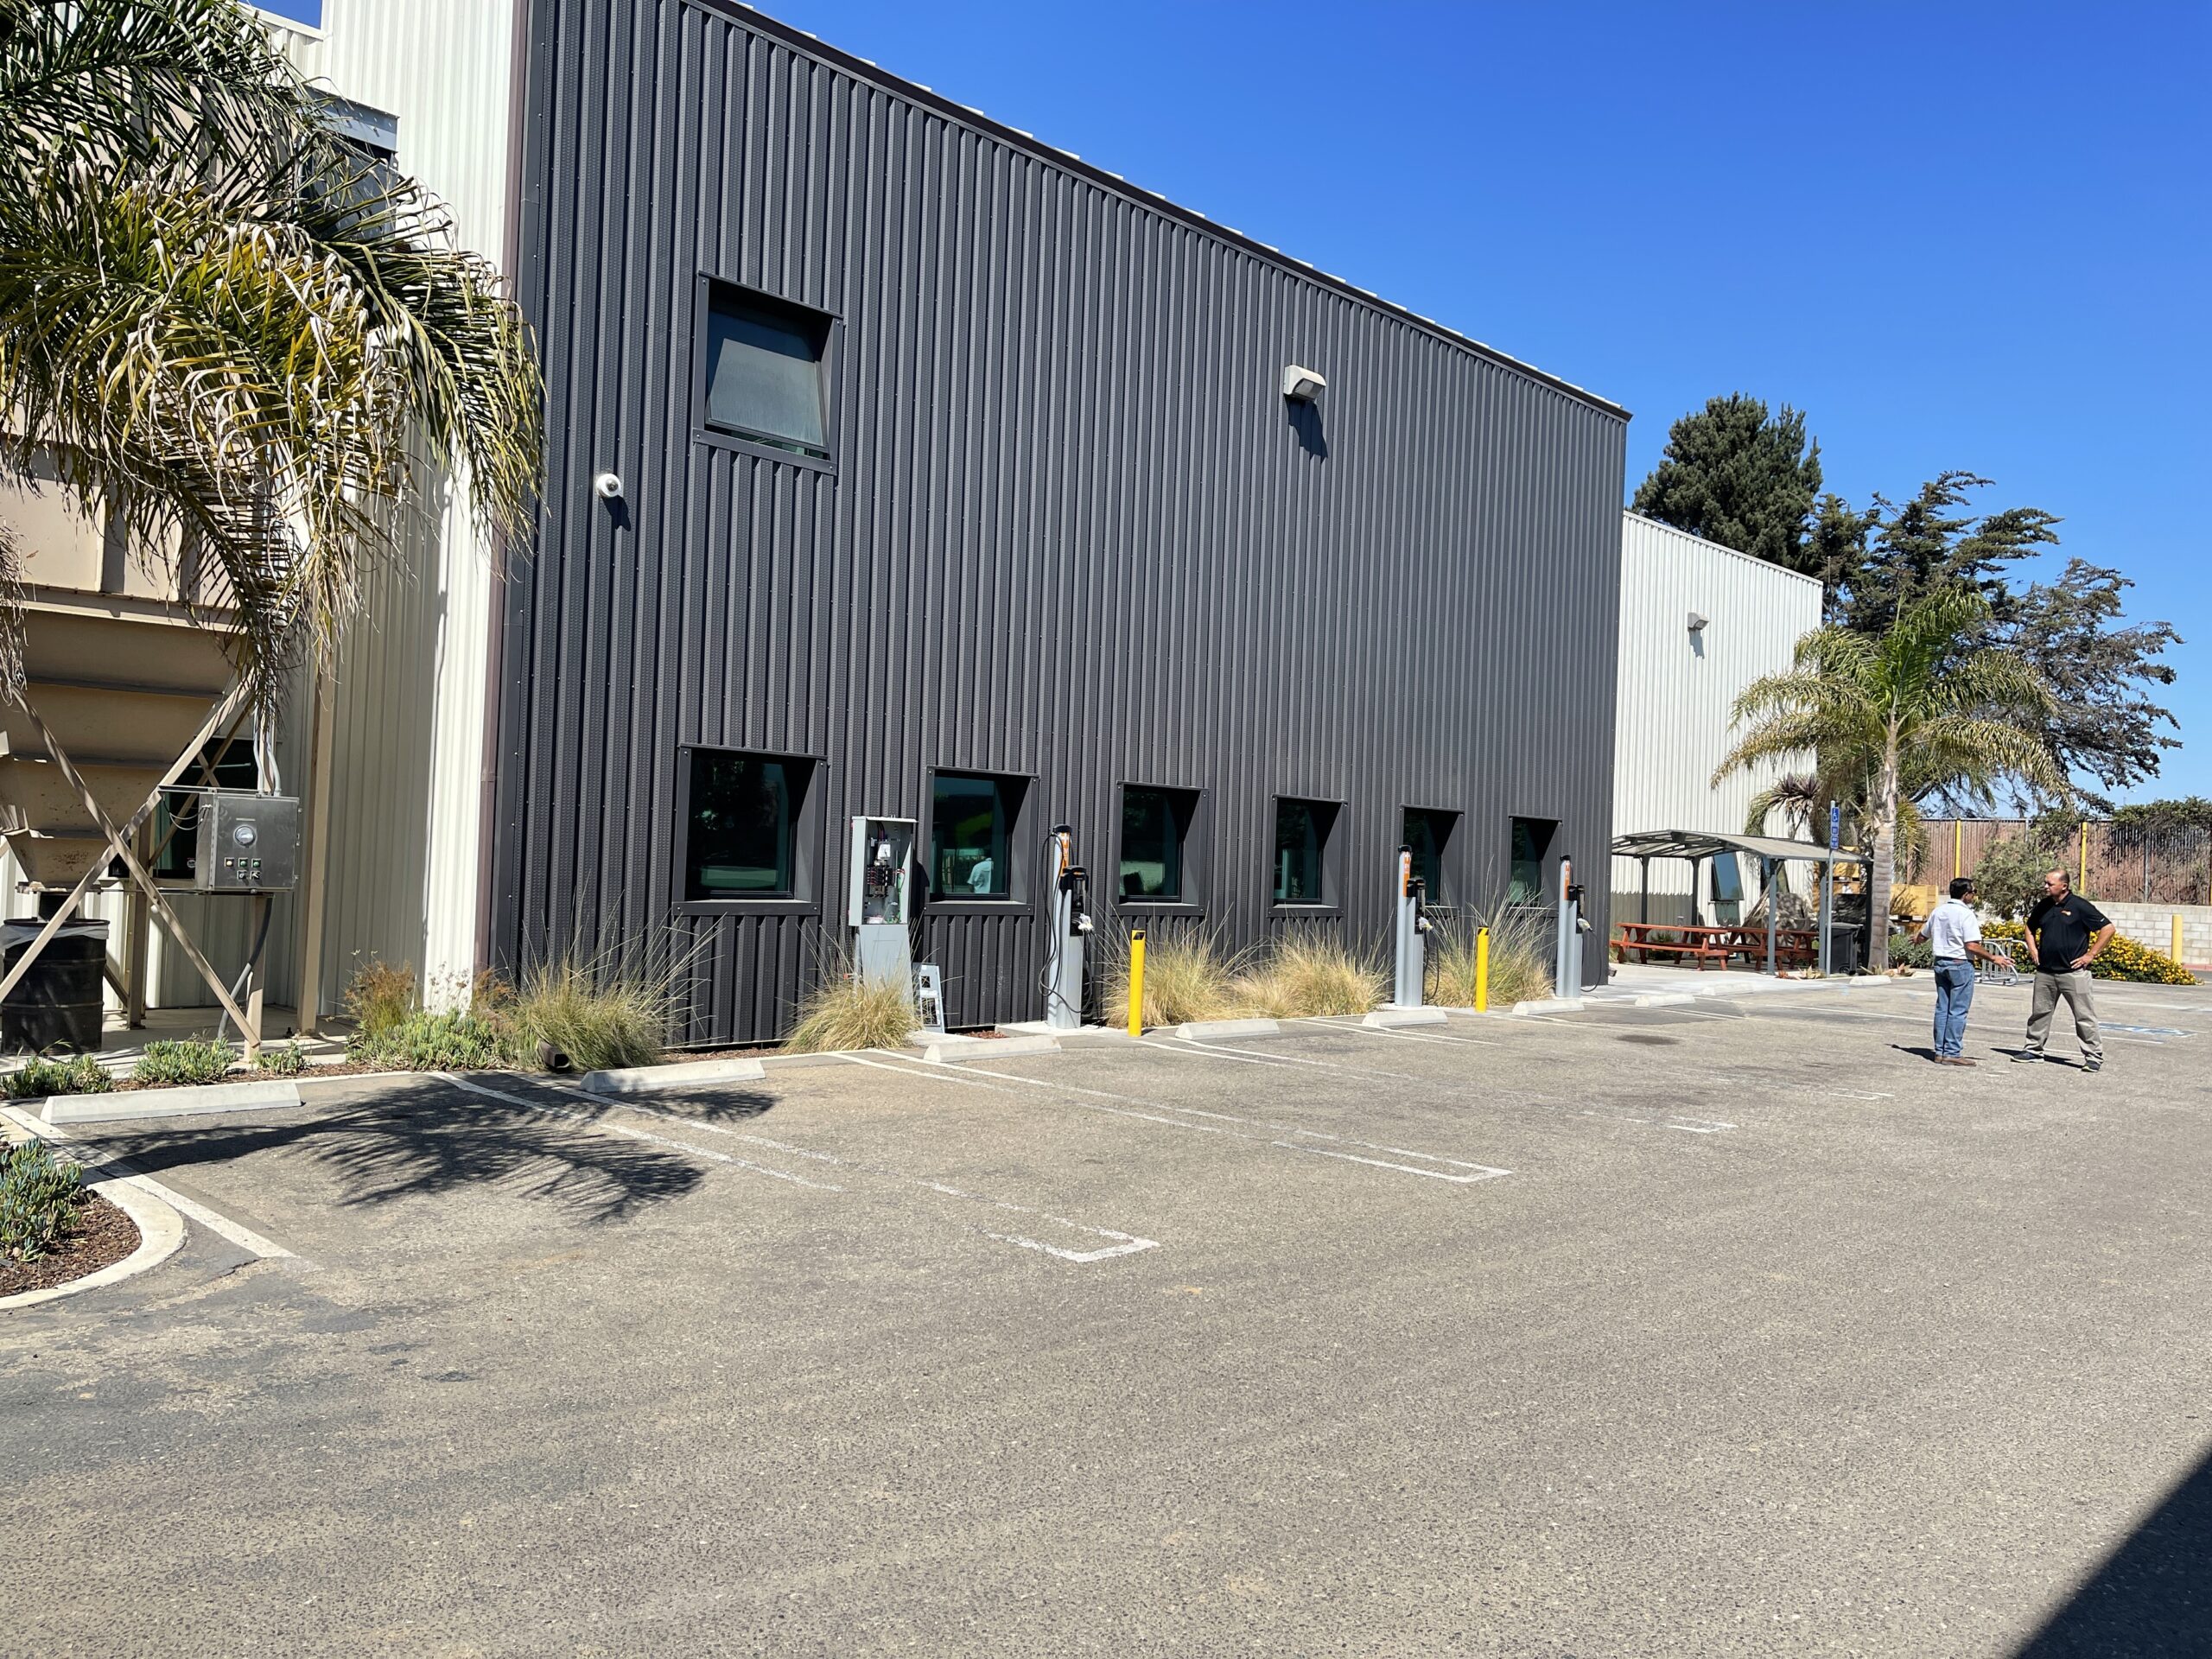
[135,1039,234,1086]
[349,1009,517,1071]
[4,1052,112,1100]
[1,1138,84,1262]
[253,1043,308,1075]
[1983,920,2196,985]
[1887,933,1934,969]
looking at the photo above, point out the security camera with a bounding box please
[1687,612,1709,633]
[594,471,624,501]
[1281,364,1326,403]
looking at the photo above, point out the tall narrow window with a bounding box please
[1274,798,1338,906]
[1508,816,1556,905]
[702,281,830,458]
[1119,785,1198,902]
[931,772,1021,899]
[1402,808,1458,902]
[683,750,810,899]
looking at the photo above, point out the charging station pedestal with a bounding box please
[1041,824,1093,1030]
[848,817,916,994]
[1390,845,1428,1008]
[1554,857,1586,1001]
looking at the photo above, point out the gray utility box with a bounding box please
[192,791,302,892]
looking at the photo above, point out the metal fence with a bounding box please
[1909,820,2212,906]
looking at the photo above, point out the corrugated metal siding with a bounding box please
[497,0,1629,1041]
[1610,512,1822,923]
[277,1,518,1012]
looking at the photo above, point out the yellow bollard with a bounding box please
[1475,925,1491,1012]
[2175,913,2186,964]
[2080,822,2089,892]
[1126,929,1147,1037]
[1953,819,1962,880]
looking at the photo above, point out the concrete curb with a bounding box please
[579,1057,768,1096]
[758,1051,867,1073]
[0,1167,185,1312]
[1362,1007,1448,1028]
[1175,1018,1281,1040]
[1511,997,1586,1016]
[921,1034,1059,1064]
[42,1078,302,1126]
[1630,992,1699,1008]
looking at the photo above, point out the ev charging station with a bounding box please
[1554,855,1588,1001]
[1039,823,1094,1030]
[1390,844,1430,1008]
[847,814,916,992]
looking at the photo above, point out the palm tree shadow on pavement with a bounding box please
[2014,1441,2212,1657]
[90,1077,776,1224]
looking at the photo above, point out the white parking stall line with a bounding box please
[3,1103,296,1260]
[923,1057,1516,1185]
[442,1074,842,1191]
[529,1067,1158,1263]
[1289,1018,1507,1048]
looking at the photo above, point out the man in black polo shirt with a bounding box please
[2013,868,2115,1071]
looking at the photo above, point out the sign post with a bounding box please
[1818,804,1840,976]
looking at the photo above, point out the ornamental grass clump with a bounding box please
[342,960,416,1038]
[1099,926,1242,1028]
[784,955,918,1053]
[134,1039,234,1086]
[1426,906,1555,1007]
[4,1052,111,1100]
[502,953,673,1073]
[1236,930,1385,1017]
[1,1139,83,1262]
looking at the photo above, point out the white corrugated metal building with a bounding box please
[0,0,513,1021]
[1611,512,1823,925]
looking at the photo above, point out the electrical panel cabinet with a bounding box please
[191,791,302,893]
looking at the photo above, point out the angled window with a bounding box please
[1508,816,1556,906]
[683,749,813,900]
[1119,785,1199,903]
[1402,808,1458,903]
[1273,798,1338,906]
[931,772,1025,899]
[702,281,831,459]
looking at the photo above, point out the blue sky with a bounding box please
[769,0,2209,800]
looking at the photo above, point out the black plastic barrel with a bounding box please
[3,918,108,1053]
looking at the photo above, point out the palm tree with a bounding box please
[0,0,540,710]
[1715,588,2063,970]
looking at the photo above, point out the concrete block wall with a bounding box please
[2094,901,2212,966]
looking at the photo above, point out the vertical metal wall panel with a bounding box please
[1610,512,1823,923]
[499,0,1630,1042]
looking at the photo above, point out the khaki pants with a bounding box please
[2026,970,2101,1061]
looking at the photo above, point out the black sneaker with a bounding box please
[2012,1050,2044,1063]
[2083,1057,2102,1073]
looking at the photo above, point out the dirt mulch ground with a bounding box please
[0,1193,140,1298]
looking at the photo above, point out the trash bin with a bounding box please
[1826,923,1864,977]
[3,918,108,1053]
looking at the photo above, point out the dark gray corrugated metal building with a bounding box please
[493,0,1629,1042]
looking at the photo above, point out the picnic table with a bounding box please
[1613,922,1820,970]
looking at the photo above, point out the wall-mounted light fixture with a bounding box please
[594,471,625,502]
[1281,365,1326,403]
[1687,611,1709,633]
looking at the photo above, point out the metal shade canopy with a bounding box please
[1611,829,1872,976]
[1611,829,1859,867]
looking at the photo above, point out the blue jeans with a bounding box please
[1933,960,1975,1057]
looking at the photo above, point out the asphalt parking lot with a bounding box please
[4,976,2209,1656]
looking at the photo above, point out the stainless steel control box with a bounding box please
[191,791,302,893]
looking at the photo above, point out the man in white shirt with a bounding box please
[1913,877,2005,1065]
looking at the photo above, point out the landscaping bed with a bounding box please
[0,1192,137,1298]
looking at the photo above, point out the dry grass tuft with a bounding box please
[342,959,416,1038]
[785,957,917,1053]
[1427,905,1555,1007]
[1236,929,1385,1017]
[1098,925,1243,1028]
[502,955,671,1072]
